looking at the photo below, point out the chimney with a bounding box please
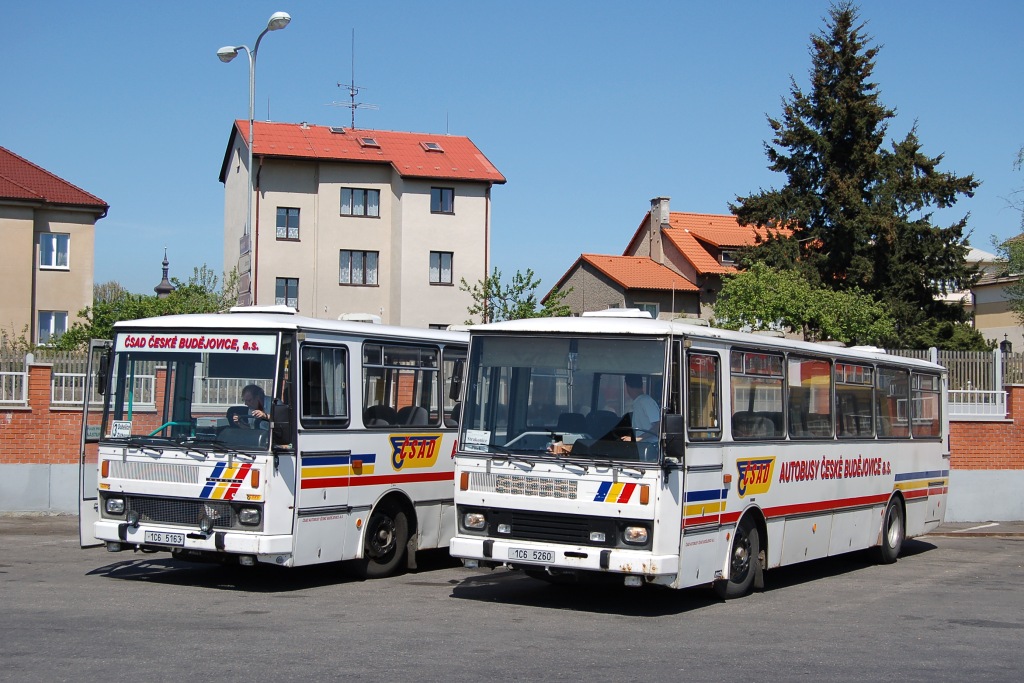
[649,196,671,262]
[650,196,671,230]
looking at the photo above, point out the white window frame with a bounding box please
[37,310,68,344]
[39,233,70,270]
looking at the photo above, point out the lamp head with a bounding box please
[217,46,239,63]
[267,11,291,31]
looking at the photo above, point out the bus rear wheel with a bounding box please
[352,503,409,579]
[876,498,904,564]
[715,517,760,599]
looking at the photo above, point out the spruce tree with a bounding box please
[732,2,981,347]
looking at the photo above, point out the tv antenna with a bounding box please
[328,29,378,129]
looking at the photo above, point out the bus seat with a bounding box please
[587,410,620,440]
[445,402,462,428]
[733,411,775,439]
[364,405,398,426]
[556,412,587,434]
[397,405,428,426]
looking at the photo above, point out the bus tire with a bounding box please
[876,498,904,564]
[353,503,409,579]
[714,517,760,599]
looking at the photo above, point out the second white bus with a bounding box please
[450,314,948,596]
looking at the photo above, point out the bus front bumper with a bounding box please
[94,520,294,566]
[450,535,678,581]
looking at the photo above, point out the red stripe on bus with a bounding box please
[683,514,721,527]
[300,471,454,490]
[350,472,455,487]
[618,483,637,503]
[225,463,252,500]
[300,477,349,490]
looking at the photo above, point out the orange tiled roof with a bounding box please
[0,146,108,212]
[579,254,699,291]
[626,210,785,276]
[220,121,506,184]
[663,228,736,275]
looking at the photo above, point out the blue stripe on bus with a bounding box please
[200,461,227,498]
[594,481,611,502]
[685,488,728,503]
[894,469,948,482]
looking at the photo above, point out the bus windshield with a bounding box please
[460,335,667,462]
[102,331,284,452]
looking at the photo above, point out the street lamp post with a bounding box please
[218,11,290,305]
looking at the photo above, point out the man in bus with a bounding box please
[623,374,660,442]
[233,384,270,429]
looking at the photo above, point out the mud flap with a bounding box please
[405,532,418,570]
[753,549,765,590]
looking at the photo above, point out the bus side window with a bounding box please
[686,352,721,442]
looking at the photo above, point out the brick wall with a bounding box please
[949,385,1024,470]
[0,365,83,465]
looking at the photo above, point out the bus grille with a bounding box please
[471,473,578,499]
[106,495,260,531]
[492,509,618,546]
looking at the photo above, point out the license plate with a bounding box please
[144,531,185,547]
[509,547,555,563]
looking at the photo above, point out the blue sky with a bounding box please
[2,1,1021,297]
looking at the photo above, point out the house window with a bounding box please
[39,233,70,269]
[431,187,454,214]
[276,207,300,240]
[38,310,68,344]
[340,250,379,285]
[276,278,299,309]
[429,251,453,285]
[341,188,380,217]
[636,303,659,318]
[721,250,737,265]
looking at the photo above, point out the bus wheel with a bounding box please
[876,498,904,564]
[353,503,409,579]
[714,517,760,599]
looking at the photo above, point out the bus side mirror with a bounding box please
[449,358,465,401]
[272,402,292,446]
[663,414,685,460]
[96,344,111,396]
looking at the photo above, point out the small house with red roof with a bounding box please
[549,196,773,319]
[219,121,505,327]
[0,146,108,344]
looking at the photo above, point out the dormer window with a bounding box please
[421,141,444,152]
[721,250,737,265]
[359,137,379,148]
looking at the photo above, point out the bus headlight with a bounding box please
[105,497,125,515]
[463,512,486,530]
[238,507,261,526]
[623,526,649,545]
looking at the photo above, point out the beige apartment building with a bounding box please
[0,146,108,344]
[219,121,505,328]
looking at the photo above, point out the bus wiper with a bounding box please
[109,436,166,456]
[178,437,250,460]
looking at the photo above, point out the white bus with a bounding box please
[450,314,948,596]
[79,307,467,578]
